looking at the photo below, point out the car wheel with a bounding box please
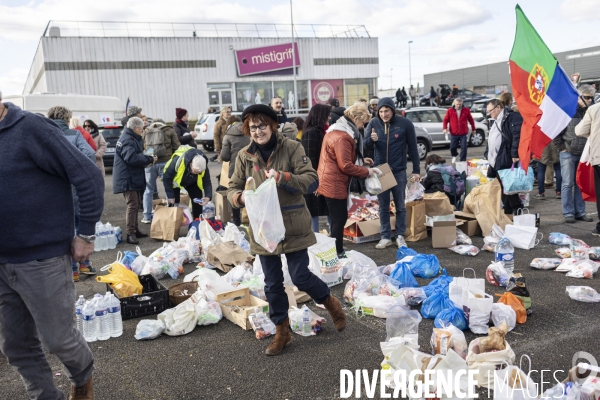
[416,139,428,160]
[203,143,215,152]
[469,129,484,147]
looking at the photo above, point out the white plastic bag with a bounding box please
[430,323,468,359]
[354,294,406,318]
[249,307,276,339]
[223,223,250,252]
[566,286,600,302]
[405,180,425,202]
[244,177,286,253]
[529,258,561,270]
[456,228,472,245]
[134,319,165,340]
[491,303,516,331]
[505,225,541,250]
[199,219,222,256]
[183,268,236,301]
[449,268,485,309]
[345,250,377,269]
[449,245,480,256]
[386,305,422,342]
[565,260,598,279]
[365,173,383,195]
[308,233,343,287]
[193,291,223,326]
[466,338,516,388]
[157,299,198,336]
[288,306,326,336]
[462,288,493,334]
[130,246,148,276]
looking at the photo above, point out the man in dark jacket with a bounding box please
[0,98,104,399]
[485,99,523,214]
[553,84,595,223]
[141,119,181,224]
[364,97,420,249]
[121,105,142,127]
[330,106,346,124]
[443,98,476,162]
[173,108,197,148]
[163,146,212,219]
[113,117,156,244]
[270,96,288,124]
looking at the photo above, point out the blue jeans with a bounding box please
[0,255,94,398]
[143,161,166,219]
[260,249,330,325]
[559,151,586,217]
[450,134,468,161]
[311,215,333,233]
[377,172,408,240]
[537,162,562,195]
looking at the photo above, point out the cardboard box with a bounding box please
[343,217,395,243]
[377,163,398,192]
[431,219,457,248]
[214,190,232,223]
[216,287,269,330]
[347,196,370,214]
[219,161,230,187]
[454,211,482,236]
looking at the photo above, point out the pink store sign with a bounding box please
[235,43,300,76]
[311,79,343,105]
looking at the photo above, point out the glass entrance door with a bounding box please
[207,83,233,112]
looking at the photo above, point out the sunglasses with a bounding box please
[582,96,594,101]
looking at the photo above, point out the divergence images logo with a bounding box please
[528,63,548,105]
[313,82,335,104]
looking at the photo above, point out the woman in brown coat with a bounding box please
[213,106,232,159]
[317,102,378,257]
[84,119,107,176]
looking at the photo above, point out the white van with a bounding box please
[4,93,125,126]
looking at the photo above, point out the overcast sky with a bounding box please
[1,0,598,96]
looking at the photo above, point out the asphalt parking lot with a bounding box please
[2,143,600,400]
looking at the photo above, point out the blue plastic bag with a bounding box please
[434,307,468,330]
[423,268,453,297]
[389,261,419,288]
[409,254,441,279]
[396,246,417,261]
[421,287,454,319]
[497,162,535,195]
[121,251,139,269]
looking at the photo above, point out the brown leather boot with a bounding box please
[69,376,93,400]
[322,295,347,331]
[265,318,292,356]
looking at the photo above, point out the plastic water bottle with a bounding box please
[95,297,111,341]
[301,305,312,336]
[115,226,122,244]
[495,237,515,274]
[100,223,109,251]
[94,222,102,252]
[105,222,117,249]
[107,293,123,337]
[75,295,85,333]
[82,300,97,342]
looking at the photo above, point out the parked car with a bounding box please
[194,112,242,152]
[412,126,433,160]
[403,107,488,147]
[99,125,123,168]
[419,85,487,107]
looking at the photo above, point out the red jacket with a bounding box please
[442,106,475,136]
[316,130,369,199]
[74,126,98,151]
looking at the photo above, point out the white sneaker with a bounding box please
[375,238,393,249]
[396,236,407,248]
[451,156,456,164]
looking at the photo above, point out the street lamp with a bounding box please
[408,41,413,89]
[290,0,298,111]
[390,68,393,90]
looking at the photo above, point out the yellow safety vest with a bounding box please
[163,145,205,190]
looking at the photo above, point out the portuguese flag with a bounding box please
[509,5,578,170]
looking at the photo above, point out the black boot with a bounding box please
[126,234,139,244]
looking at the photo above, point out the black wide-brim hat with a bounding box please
[241,104,278,123]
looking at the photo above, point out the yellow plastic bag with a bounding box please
[96,262,143,298]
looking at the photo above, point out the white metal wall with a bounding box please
[23,42,47,94]
[24,36,378,120]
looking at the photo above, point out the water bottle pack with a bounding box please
[94,221,120,252]
[76,292,123,342]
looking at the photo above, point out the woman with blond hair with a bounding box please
[83,119,107,176]
[317,102,378,257]
[70,116,97,151]
[212,106,232,161]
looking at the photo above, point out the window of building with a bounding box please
[207,83,233,111]
[344,78,374,106]
[235,82,273,111]
[273,80,309,111]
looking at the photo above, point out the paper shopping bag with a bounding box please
[404,200,427,242]
[464,179,512,236]
[449,268,485,309]
[505,225,540,250]
[423,192,454,217]
[207,242,254,273]
[150,205,184,241]
[512,208,536,227]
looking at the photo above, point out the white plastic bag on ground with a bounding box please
[288,306,326,335]
[566,286,600,302]
[249,307,276,339]
[244,177,286,253]
[183,268,235,301]
[449,268,485,309]
[466,338,516,388]
[134,319,165,340]
[462,288,493,334]
[430,323,468,359]
[199,219,222,256]
[346,250,377,269]
[565,260,599,279]
[354,293,406,318]
[386,305,422,342]
[491,303,516,331]
[157,299,198,336]
[529,258,561,270]
[308,233,343,287]
[193,291,223,326]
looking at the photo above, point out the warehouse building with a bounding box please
[424,45,600,96]
[24,21,378,121]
